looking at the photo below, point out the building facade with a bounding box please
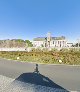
[32,33,67,48]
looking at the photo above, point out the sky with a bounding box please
[0,0,80,43]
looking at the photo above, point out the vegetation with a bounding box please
[75,43,80,47]
[72,43,80,47]
[0,39,33,48]
[0,48,80,65]
[25,40,33,47]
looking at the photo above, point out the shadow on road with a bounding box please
[11,64,69,92]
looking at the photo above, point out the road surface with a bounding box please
[0,58,80,92]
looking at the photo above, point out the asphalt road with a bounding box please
[0,58,80,91]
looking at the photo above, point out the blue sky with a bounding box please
[0,0,80,42]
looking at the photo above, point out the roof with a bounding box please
[33,37,46,41]
[33,36,66,41]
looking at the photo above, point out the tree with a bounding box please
[25,40,33,47]
[72,43,80,47]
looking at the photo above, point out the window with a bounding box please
[58,41,59,44]
[53,41,54,44]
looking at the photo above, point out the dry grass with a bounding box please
[0,50,80,65]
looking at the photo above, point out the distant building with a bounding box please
[67,43,73,47]
[32,32,67,48]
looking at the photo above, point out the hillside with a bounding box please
[0,39,27,48]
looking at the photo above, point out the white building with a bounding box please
[32,33,67,48]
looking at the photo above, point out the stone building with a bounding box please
[32,33,67,48]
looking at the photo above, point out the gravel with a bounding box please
[0,75,14,92]
[0,75,70,92]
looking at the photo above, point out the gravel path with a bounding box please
[0,75,14,92]
[0,75,69,92]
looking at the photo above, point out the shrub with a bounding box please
[0,51,80,65]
